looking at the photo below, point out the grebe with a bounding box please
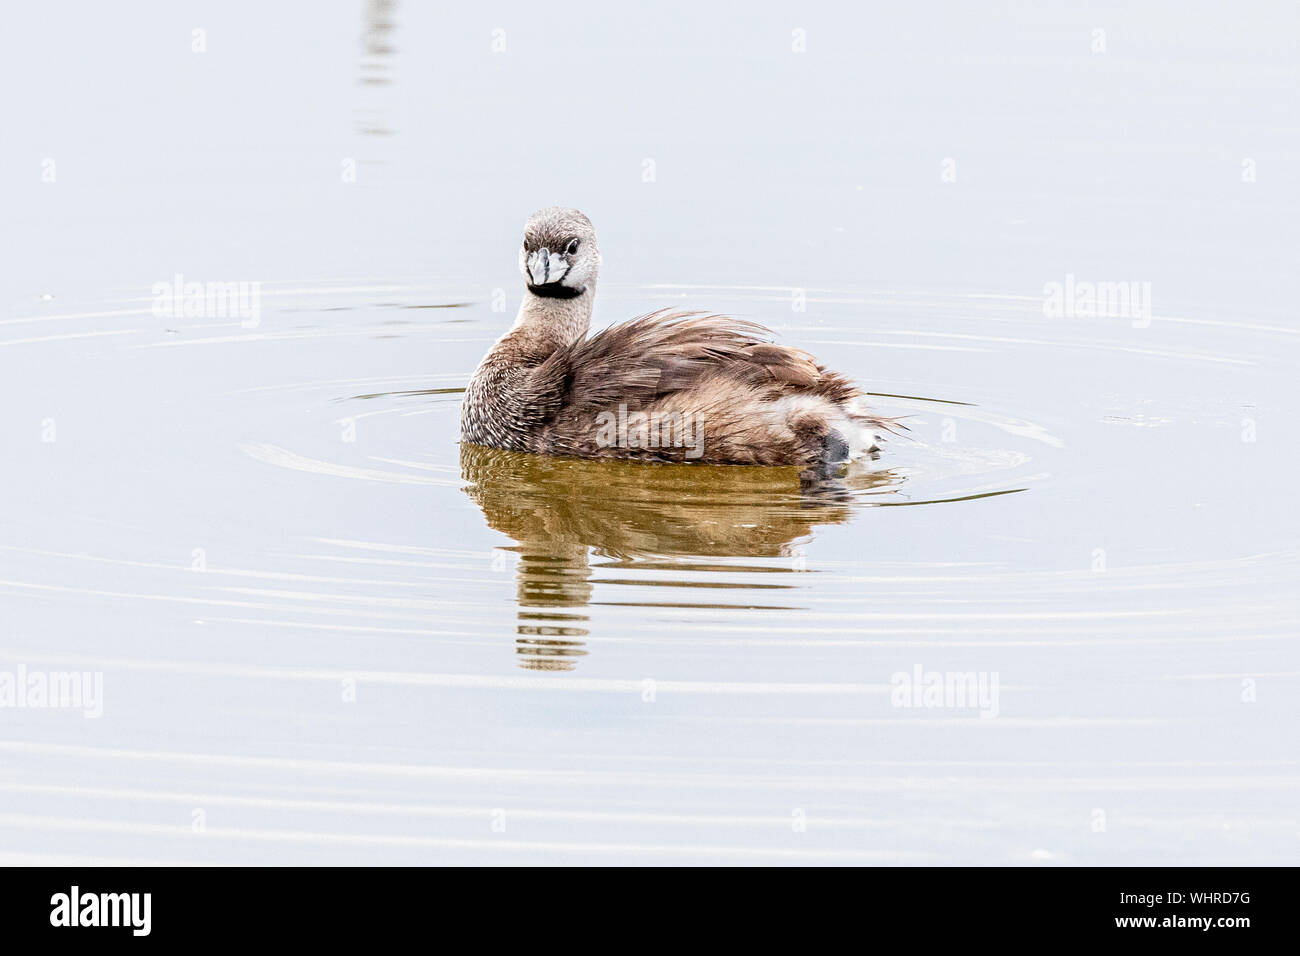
[460,207,892,474]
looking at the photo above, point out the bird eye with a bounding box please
[565,238,580,256]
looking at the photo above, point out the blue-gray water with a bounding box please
[0,1,1296,864]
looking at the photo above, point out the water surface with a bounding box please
[0,1,1296,865]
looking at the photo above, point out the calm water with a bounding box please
[1,1,1296,864]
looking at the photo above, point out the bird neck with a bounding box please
[510,280,596,353]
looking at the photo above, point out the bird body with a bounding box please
[461,208,892,472]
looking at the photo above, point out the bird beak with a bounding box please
[527,248,569,286]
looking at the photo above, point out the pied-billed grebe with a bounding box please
[460,207,893,471]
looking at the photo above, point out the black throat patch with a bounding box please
[527,283,586,300]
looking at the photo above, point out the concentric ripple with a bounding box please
[1,279,1295,865]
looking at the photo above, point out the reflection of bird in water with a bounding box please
[460,444,899,670]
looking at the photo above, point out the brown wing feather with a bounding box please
[536,309,860,416]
